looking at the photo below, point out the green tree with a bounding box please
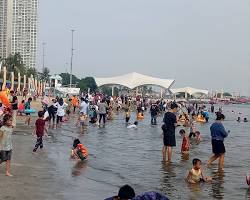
[40,67,50,82]
[78,77,97,92]
[5,53,27,77]
[100,86,112,96]
[59,73,79,85]
[26,67,37,78]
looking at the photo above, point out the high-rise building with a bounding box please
[0,0,37,68]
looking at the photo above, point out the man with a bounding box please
[79,98,89,116]
[162,102,178,162]
[10,91,18,127]
[150,100,159,125]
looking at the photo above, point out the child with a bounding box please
[76,112,87,133]
[18,100,25,115]
[89,107,98,124]
[189,113,197,138]
[244,118,248,122]
[186,158,212,184]
[195,131,202,144]
[65,98,72,119]
[71,138,88,161]
[25,97,32,125]
[0,114,14,176]
[179,129,190,154]
[125,108,131,123]
[33,111,48,152]
[127,121,138,129]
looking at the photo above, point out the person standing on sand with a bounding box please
[162,102,178,163]
[207,113,229,171]
[24,97,32,126]
[54,98,67,128]
[33,111,48,153]
[9,91,18,127]
[0,114,14,176]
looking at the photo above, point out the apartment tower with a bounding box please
[0,0,38,68]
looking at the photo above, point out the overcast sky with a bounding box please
[37,0,250,95]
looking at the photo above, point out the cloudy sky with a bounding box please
[37,0,250,95]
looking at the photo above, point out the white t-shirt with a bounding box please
[80,101,88,115]
[55,102,66,117]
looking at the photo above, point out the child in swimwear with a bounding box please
[195,131,202,144]
[71,138,88,161]
[125,108,131,123]
[179,129,190,154]
[186,158,212,184]
[127,121,138,129]
[76,112,87,133]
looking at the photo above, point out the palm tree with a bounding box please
[26,67,37,78]
[5,53,27,77]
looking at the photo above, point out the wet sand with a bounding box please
[0,124,63,200]
[0,121,115,200]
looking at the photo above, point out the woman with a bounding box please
[48,99,58,129]
[207,113,229,171]
[54,98,67,128]
[97,99,108,125]
[162,102,178,162]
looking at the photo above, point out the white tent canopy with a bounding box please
[171,87,209,96]
[95,72,175,90]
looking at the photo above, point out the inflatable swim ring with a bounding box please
[24,109,36,114]
[137,113,144,120]
[196,115,206,123]
[0,91,10,107]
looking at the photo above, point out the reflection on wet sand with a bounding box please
[160,162,177,197]
[210,170,225,199]
[72,161,88,177]
[181,153,190,162]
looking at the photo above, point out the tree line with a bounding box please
[0,53,50,83]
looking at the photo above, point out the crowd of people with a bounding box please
[0,91,249,199]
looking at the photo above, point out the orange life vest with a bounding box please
[77,144,88,158]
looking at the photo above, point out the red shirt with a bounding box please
[181,137,190,152]
[35,119,46,137]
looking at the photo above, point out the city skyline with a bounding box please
[0,0,37,68]
[37,0,250,95]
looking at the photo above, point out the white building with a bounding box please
[0,0,37,68]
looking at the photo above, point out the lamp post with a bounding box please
[42,42,46,71]
[69,29,75,88]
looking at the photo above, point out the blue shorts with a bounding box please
[80,121,84,126]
